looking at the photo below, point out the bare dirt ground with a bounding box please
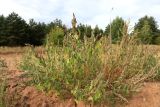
[126,82,160,107]
[1,51,160,107]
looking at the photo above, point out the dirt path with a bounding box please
[1,52,160,107]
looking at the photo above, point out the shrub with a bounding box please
[46,27,65,46]
[20,28,160,105]
[0,59,7,69]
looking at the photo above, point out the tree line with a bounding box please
[0,12,65,46]
[0,12,160,46]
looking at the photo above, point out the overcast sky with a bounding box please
[0,0,160,29]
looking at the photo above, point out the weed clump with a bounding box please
[0,59,7,70]
[20,27,160,105]
[0,79,7,107]
[0,59,7,107]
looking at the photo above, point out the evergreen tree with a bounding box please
[46,19,63,33]
[93,25,100,37]
[93,25,103,42]
[28,19,46,45]
[5,12,29,46]
[134,15,159,44]
[77,23,85,41]
[137,20,152,44]
[85,25,92,38]
[105,17,125,43]
[0,15,7,45]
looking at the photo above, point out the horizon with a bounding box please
[0,0,160,29]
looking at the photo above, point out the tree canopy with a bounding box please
[105,17,125,43]
[0,12,160,46]
[0,12,65,46]
[133,15,159,44]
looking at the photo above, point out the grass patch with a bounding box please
[0,79,7,107]
[0,59,7,107]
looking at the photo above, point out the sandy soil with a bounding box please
[0,52,22,70]
[126,82,160,107]
[1,51,160,107]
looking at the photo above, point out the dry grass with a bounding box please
[0,42,159,106]
[20,29,160,106]
[0,46,44,54]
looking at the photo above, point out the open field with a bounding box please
[0,44,160,107]
[0,0,160,106]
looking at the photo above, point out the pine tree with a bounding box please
[105,17,125,43]
[133,15,159,44]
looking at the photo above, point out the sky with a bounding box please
[0,0,160,29]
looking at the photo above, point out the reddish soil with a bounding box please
[126,82,160,107]
[1,51,160,107]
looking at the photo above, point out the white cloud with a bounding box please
[0,0,159,29]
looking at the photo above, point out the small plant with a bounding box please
[0,59,7,69]
[0,79,7,107]
[20,25,160,105]
[0,59,7,107]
